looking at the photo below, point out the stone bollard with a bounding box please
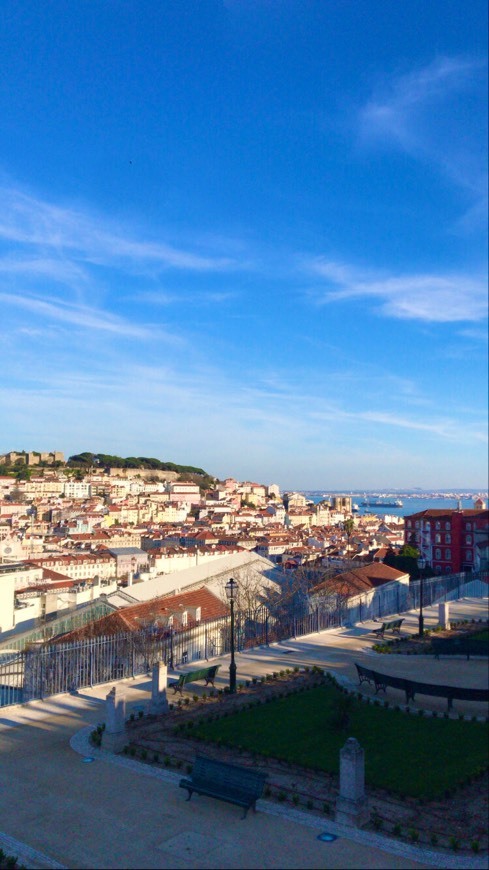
[335,738,370,827]
[101,685,127,753]
[439,601,450,630]
[149,661,169,715]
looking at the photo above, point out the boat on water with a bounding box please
[361,499,403,508]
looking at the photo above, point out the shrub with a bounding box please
[129,746,136,757]
[129,712,135,722]
[192,694,198,703]
[184,698,190,706]
[123,745,129,754]
[471,840,480,854]
[323,802,330,815]
[264,785,271,797]
[277,791,287,802]
[176,759,183,769]
[292,793,299,806]
[306,799,314,810]
[372,812,383,831]
[393,823,402,836]
[138,709,144,719]
[430,833,438,847]
[186,764,193,774]
[153,753,159,763]
[141,748,147,761]
[408,829,419,843]
[164,755,171,766]
[418,709,424,717]
[449,836,460,852]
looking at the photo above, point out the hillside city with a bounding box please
[0,450,487,643]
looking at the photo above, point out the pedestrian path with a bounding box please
[0,596,486,869]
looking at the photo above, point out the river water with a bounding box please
[304,493,487,519]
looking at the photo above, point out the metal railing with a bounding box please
[0,570,486,708]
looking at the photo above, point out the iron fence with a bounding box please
[0,570,486,708]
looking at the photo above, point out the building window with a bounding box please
[445,549,451,560]
[466,522,472,531]
[466,535,472,545]
[466,550,472,560]
[435,548,441,560]
[445,522,451,530]
[435,534,441,543]
[407,520,412,528]
[445,566,451,573]
[435,566,442,574]
[415,521,420,529]
[435,521,441,530]
[445,533,451,544]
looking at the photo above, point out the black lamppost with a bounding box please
[417,556,426,636]
[225,577,238,694]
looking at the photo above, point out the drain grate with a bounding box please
[317,832,337,843]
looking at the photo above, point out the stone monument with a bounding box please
[101,685,127,753]
[439,601,450,630]
[335,737,370,827]
[149,661,169,715]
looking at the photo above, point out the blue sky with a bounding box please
[1,1,487,490]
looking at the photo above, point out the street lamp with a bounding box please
[417,556,426,637]
[225,577,238,694]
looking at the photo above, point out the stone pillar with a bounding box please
[149,661,169,715]
[101,685,127,753]
[439,601,450,630]
[335,738,370,827]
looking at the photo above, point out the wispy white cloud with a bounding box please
[308,258,488,324]
[0,291,171,340]
[132,289,239,306]
[358,56,488,214]
[0,187,240,273]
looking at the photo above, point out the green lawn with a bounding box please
[192,685,488,799]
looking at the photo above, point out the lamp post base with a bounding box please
[229,660,237,694]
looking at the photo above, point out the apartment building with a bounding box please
[405,508,489,574]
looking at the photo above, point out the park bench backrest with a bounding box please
[192,756,267,801]
[178,664,220,685]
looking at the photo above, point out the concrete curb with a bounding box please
[0,831,66,870]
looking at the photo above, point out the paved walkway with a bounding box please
[0,597,487,869]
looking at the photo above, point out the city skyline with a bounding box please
[1,2,487,489]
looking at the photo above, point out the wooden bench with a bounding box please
[355,662,489,710]
[179,755,268,819]
[170,664,220,696]
[372,618,404,638]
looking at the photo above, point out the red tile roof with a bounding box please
[311,562,407,596]
[49,586,228,643]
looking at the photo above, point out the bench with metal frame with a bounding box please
[355,662,489,710]
[179,755,268,819]
[372,618,404,638]
[170,664,220,696]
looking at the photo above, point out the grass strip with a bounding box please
[192,685,488,799]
